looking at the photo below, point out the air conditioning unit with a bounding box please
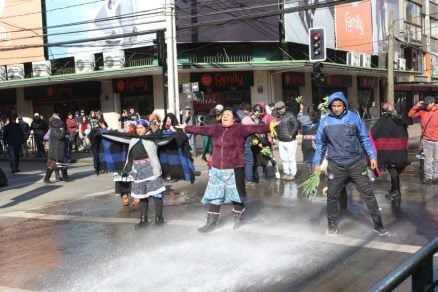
[360,53,371,68]
[0,66,6,81]
[347,52,361,67]
[74,53,95,73]
[398,58,406,70]
[7,64,24,80]
[103,50,125,70]
[32,60,52,77]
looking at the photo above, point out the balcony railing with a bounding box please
[188,55,253,63]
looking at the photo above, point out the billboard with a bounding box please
[0,0,45,65]
[335,1,373,53]
[371,0,399,54]
[176,0,279,42]
[46,0,166,59]
[284,1,335,49]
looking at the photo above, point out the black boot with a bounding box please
[153,197,164,227]
[55,169,62,181]
[327,219,338,235]
[371,214,388,236]
[232,208,245,230]
[198,212,219,233]
[135,199,149,229]
[61,168,72,182]
[154,215,164,227]
[44,168,54,183]
[390,190,401,210]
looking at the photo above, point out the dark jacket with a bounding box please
[274,111,299,142]
[370,113,409,170]
[3,122,25,147]
[30,118,48,135]
[313,92,376,167]
[48,117,66,162]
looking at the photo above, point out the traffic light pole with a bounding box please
[165,0,180,116]
[387,11,394,104]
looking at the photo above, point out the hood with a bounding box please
[49,116,63,128]
[327,92,349,116]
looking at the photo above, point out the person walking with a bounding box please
[44,114,70,183]
[30,113,49,157]
[273,101,299,181]
[408,96,438,184]
[370,103,409,209]
[3,115,25,173]
[65,113,78,163]
[237,102,256,186]
[177,107,276,232]
[17,116,30,157]
[313,92,388,236]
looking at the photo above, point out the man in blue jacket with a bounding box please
[313,92,388,236]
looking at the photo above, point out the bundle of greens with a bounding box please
[295,95,303,104]
[298,171,321,200]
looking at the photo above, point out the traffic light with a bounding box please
[309,27,326,62]
[313,62,325,86]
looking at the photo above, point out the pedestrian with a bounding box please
[44,114,71,183]
[177,107,276,232]
[128,108,140,122]
[297,104,320,177]
[30,113,49,157]
[272,100,299,181]
[78,115,90,151]
[17,116,30,157]
[369,102,409,209]
[148,111,162,134]
[65,113,78,162]
[237,102,256,186]
[3,115,25,173]
[182,106,195,156]
[408,95,438,184]
[119,109,130,129]
[313,91,388,236]
[251,104,271,182]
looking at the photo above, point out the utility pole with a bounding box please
[387,11,394,104]
[165,0,179,115]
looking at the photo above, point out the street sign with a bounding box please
[191,82,199,92]
[182,83,191,94]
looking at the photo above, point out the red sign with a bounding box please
[113,76,153,95]
[282,72,305,88]
[192,71,254,88]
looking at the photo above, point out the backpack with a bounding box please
[0,168,8,187]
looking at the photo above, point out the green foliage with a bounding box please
[298,171,321,200]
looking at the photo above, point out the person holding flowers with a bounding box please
[313,92,388,236]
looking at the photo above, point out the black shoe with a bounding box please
[373,226,389,236]
[327,223,338,235]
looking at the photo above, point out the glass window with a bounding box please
[405,1,422,26]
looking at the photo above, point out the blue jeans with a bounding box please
[7,144,20,171]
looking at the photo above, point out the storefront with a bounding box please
[313,75,351,106]
[357,76,378,119]
[24,81,101,121]
[190,71,253,114]
[113,75,154,116]
[281,72,304,114]
[0,88,17,120]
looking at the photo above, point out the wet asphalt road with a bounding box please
[0,148,437,292]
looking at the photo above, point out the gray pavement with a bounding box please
[0,123,436,291]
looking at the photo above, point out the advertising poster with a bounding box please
[46,0,166,59]
[371,0,399,54]
[335,1,373,53]
[284,0,336,49]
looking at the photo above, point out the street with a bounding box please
[0,135,437,291]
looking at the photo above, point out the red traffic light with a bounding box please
[312,32,321,41]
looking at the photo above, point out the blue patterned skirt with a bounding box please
[131,158,165,199]
[202,167,245,205]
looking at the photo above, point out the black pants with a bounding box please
[327,160,381,223]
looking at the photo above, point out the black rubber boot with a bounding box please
[55,169,62,181]
[232,208,245,230]
[44,168,54,184]
[197,212,219,233]
[61,168,72,182]
[327,219,338,235]
[135,199,149,229]
[390,190,401,210]
[153,197,164,227]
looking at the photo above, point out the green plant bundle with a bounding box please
[295,95,303,104]
[298,171,321,200]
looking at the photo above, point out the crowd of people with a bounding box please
[1,94,437,237]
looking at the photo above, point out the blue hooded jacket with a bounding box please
[313,92,376,167]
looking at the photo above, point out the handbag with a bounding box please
[43,129,51,141]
